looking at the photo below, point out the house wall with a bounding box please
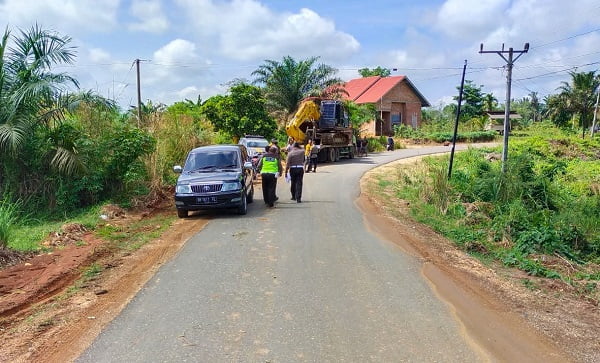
[359,80,425,137]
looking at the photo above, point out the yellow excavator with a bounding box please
[285,98,355,162]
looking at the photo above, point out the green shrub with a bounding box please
[386,128,600,279]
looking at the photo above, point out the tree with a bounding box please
[251,56,343,118]
[358,66,391,78]
[345,101,377,135]
[0,25,78,157]
[483,93,498,111]
[557,71,600,138]
[543,94,571,128]
[0,24,80,202]
[529,91,542,122]
[511,92,544,127]
[453,80,485,121]
[200,82,277,140]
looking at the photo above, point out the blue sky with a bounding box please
[1,0,599,111]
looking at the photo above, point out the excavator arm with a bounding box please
[285,99,320,142]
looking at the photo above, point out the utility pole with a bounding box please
[135,59,142,128]
[448,60,468,180]
[479,43,529,172]
[591,88,599,138]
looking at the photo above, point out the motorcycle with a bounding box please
[386,137,394,151]
[251,155,260,179]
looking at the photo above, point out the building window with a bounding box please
[391,113,402,125]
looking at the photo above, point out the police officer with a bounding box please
[257,146,283,207]
[285,142,305,203]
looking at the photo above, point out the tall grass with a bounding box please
[143,112,217,197]
[0,197,22,248]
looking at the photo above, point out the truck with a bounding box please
[285,98,355,162]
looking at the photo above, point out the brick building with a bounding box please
[343,76,430,136]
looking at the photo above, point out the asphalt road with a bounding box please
[78,145,490,362]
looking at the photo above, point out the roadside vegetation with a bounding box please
[372,123,600,301]
[0,23,599,299]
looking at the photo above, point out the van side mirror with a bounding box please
[243,161,253,170]
[173,165,183,174]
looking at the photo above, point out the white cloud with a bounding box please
[128,0,169,33]
[153,39,199,64]
[146,39,204,84]
[138,38,216,106]
[0,0,119,33]
[436,0,509,40]
[176,0,359,62]
[88,48,112,64]
[177,86,202,101]
[506,0,598,43]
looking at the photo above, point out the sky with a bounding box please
[1,0,599,111]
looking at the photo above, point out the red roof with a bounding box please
[343,76,381,101]
[343,75,430,107]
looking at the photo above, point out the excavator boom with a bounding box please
[285,99,320,142]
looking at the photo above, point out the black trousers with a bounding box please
[261,173,277,206]
[307,156,317,172]
[289,167,304,201]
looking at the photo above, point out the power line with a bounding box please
[515,60,600,81]
[531,27,600,49]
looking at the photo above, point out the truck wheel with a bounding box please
[177,209,188,218]
[335,149,340,161]
[328,148,336,162]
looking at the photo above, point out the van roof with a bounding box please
[189,144,244,153]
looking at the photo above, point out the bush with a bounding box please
[391,129,600,276]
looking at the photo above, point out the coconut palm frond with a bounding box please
[0,121,31,155]
[9,24,76,71]
[252,56,341,117]
[50,145,86,176]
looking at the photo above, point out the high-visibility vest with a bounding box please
[261,156,278,173]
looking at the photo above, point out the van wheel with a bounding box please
[177,209,188,218]
[247,183,254,203]
[237,192,248,215]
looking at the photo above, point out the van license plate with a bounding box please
[197,196,217,204]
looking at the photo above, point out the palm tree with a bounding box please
[0,24,78,156]
[543,94,570,127]
[251,56,343,119]
[483,93,497,111]
[528,91,541,122]
[557,71,600,138]
[0,25,84,198]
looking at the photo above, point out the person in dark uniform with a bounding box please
[387,136,394,151]
[284,142,305,203]
[257,146,282,207]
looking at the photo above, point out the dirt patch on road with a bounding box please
[358,157,600,363]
